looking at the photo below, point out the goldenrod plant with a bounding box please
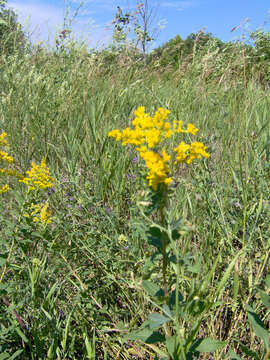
[108,107,230,359]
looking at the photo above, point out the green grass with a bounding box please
[0,46,269,359]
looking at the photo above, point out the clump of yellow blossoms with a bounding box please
[19,157,54,192]
[0,132,23,194]
[23,201,52,225]
[108,107,209,190]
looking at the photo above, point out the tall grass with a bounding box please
[0,38,269,359]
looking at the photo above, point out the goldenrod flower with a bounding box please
[0,168,23,179]
[186,123,199,135]
[0,132,8,146]
[174,142,191,163]
[139,148,172,190]
[0,150,14,163]
[174,141,209,164]
[0,132,19,193]
[23,201,52,225]
[0,184,10,194]
[108,107,209,190]
[20,157,54,191]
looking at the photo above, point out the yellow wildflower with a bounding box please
[108,129,122,141]
[139,149,172,190]
[0,184,10,194]
[174,142,191,163]
[39,202,52,224]
[0,168,23,179]
[0,132,19,193]
[20,157,54,191]
[186,123,198,135]
[0,132,8,146]
[108,106,209,191]
[188,141,210,163]
[174,141,209,164]
[24,201,52,225]
[0,150,14,163]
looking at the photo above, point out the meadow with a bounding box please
[0,29,269,359]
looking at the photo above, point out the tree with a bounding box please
[133,1,161,61]
[149,31,224,68]
[111,1,161,62]
[148,34,184,66]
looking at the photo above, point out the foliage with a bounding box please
[230,274,270,360]
[148,28,270,86]
[0,0,27,56]
[149,32,224,68]
[0,19,269,359]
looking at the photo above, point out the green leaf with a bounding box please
[148,236,163,249]
[8,350,24,360]
[229,350,242,360]
[185,320,203,353]
[236,341,260,360]
[171,228,181,240]
[162,304,172,318]
[170,217,183,241]
[148,313,170,327]
[147,226,168,249]
[169,290,183,310]
[186,263,201,274]
[166,335,178,358]
[246,304,270,349]
[142,280,164,298]
[0,283,9,296]
[142,253,162,280]
[216,252,240,299]
[15,328,29,344]
[0,254,8,266]
[266,274,270,288]
[41,306,53,321]
[0,353,10,360]
[258,289,270,310]
[190,338,227,353]
[126,328,165,344]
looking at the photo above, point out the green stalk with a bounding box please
[159,187,172,339]
[159,187,169,300]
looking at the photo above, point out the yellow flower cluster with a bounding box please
[0,132,21,194]
[20,157,54,192]
[23,201,52,225]
[0,150,14,163]
[0,132,8,146]
[0,184,10,195]
[139,146,172,190]
[0,132,54,226]
[174,141,210,164]
[108,107,210,190]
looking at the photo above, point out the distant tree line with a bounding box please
[1,0,270,85]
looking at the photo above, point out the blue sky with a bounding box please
[8,0,270,50]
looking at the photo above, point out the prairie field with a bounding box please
[0,19,270,360]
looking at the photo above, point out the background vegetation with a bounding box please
[0,1,269,358]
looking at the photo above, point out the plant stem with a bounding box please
[160,190,169,300]
[159,188,172,339]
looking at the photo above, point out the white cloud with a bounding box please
[8,1,103,48]
[9,1,64,44]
